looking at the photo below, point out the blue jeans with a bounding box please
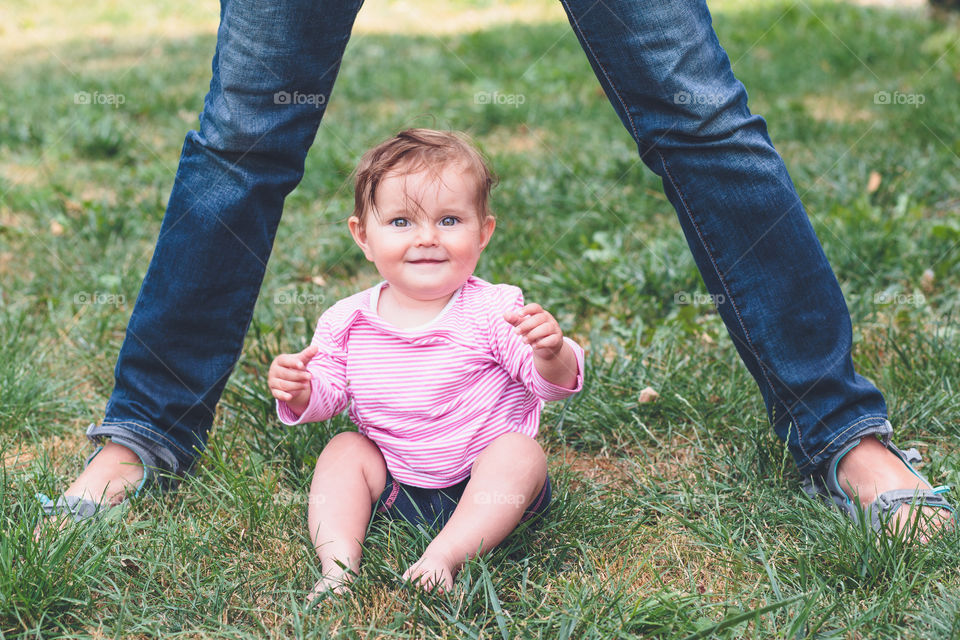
[90,0,890,478]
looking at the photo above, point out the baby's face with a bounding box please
[349,164,495,304]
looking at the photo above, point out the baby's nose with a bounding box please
[415,225,439,245]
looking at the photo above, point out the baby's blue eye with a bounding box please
[439,216,459,226]
[389,218,410,228]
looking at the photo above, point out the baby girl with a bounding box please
[268,128,584,598]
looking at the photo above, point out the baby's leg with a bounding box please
[403,432,547,592]
[307,431,387,599]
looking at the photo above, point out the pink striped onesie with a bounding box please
[276,275,585,488]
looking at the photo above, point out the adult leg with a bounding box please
[557,0,948,529]
[66,0,366,502]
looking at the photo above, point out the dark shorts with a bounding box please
[373,470,552,532]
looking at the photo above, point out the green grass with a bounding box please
[2,0,960,636]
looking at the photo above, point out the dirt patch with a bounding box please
[1,163,43,187]
[848,0,924,8]
[802,94,874,124]
[484,124,545,155]
[3,430,92,475]
[546,443,638,495]
[584,527,763,600]
[547,434,712,494]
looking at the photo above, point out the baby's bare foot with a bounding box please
[837,437,954,541]
[307,573,353,604]
[307,560,357,604]
[402,549,457,593]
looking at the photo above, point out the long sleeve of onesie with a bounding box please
[486,286,584,401]
[276,314,350,425]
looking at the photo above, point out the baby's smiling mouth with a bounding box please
[408,258,446,264]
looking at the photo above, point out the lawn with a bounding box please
[2,0,959,637]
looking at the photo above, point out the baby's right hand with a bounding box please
[268,344,319,404]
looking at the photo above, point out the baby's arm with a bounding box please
[269,316,350,425]
[502,303,580,390]
[268,344,319,416]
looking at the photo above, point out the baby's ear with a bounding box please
[479,215,496,250]
[347,216,373,260]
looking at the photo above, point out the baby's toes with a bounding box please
[307,576,351,605]
[404,561,453,593]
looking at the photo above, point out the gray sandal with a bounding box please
[35,493,114,522]
[35,443,151,524]
[803,434,955,533]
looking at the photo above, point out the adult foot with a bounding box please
[402,548,457,593]
[62,441,144,506]
[836,436,953,541]
[34,441,143,538]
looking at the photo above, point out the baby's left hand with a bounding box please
[503,303,565,359]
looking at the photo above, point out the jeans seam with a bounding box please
[559,0,811,463]
[557,0,643,145]
[96,419,195,459]
[655,150,810,462]
[800,414,889,474]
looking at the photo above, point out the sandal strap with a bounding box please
[896,446,922,466]
[804,435,955,532]
[36,493,110,522]
[870,489,954,531]
[83,426,153,497]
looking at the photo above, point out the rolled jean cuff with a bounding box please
[801,416,893,477]
[86,421,192,479]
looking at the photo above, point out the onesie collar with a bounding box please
[366,280,465,332]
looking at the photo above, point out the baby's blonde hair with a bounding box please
[352,129,497,228]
